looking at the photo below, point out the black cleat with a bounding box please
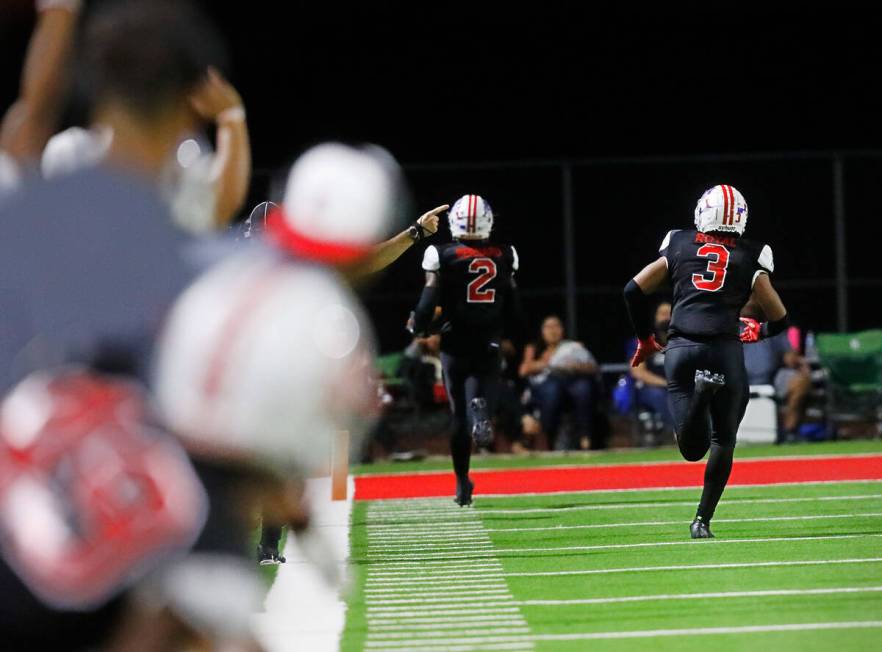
[694,369,725,393]
[690,516,714,539]
[454,477,474,507]
[470,398,494,448]
[257,545,286,565]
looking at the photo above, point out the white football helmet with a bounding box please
[448,194,494,239]
[694,184,749,236]
[270,143,401,264]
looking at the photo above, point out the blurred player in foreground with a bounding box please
[243,195,448,564]
[624,185,789,538]
[0,2,273,650]
[155,142,399,579]
[409,195,524,506]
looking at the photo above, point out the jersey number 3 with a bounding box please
[467,258,497,303]
[692,243,730,292]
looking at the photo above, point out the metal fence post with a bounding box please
[561,162,578,338]
[833,155,848,332]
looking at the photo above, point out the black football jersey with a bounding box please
[422,240,519,354]
[660,229,774,340]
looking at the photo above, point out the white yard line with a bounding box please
[363,621,882,651]
[366,585,882,613]
[369,619,529,630]
[364,533,882,562]
[364,493,882,521]
[482,511,882,533]
[369,627,532,640]
[365,557,882,584]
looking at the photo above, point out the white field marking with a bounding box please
[369,644,535,652]
[364,575,507,595]
[470,477,882,500]
[368,541,494,551]
[364,493,882,520]
[366,582,508,594]
[369,619,528,631]
[367,586,882,614]
[369,627,532,640]
[364,607,525,620]
[366,569,505,580]
[483,511,882,533]
[365,557,882,585]
[363,621,882,651]
[368,590,514,606]
[364,533,882,562]
[368,531,488,540]
[367,574,504,585]
[366,562,504,573]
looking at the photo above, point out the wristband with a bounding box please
[217,107,246,124]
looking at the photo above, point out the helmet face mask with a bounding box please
[694,184,748,236]
[448,194,494,240]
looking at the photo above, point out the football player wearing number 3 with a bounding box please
[409,195,524,506]
[624,185,789,538]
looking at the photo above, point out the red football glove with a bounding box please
[739,317,762,343]
[630,335,664,368]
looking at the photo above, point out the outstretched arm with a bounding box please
[347,205,448,279]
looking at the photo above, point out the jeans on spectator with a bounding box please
[634,385,674,430]
[532,373,594,449]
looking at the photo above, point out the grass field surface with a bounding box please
[341,441,882,651]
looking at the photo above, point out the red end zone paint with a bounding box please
[354,455,882,500]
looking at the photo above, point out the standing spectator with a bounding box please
[742,303,812,442]
[519,315,599,449]
[629,302,674,432]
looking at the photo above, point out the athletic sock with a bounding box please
[696,443,734,522]
[451,433,472,483]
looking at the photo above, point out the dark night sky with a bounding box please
[2,2,881,359]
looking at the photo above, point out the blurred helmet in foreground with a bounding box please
[694,184,748,236]
[265,143,401,264]
[448,194,494,239]
[154,250,377,473]
[0,369,207,610]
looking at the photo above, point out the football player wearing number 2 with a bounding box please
[624,185,790,538]
[409,195,523,506]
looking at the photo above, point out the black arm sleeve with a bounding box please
[623,278,654,340]
[412,284,440,336]
[761,313,790,339]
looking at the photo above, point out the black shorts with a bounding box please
[664,336,749,450]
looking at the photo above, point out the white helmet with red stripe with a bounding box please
[267,143,401,265]
[694,184,749,236]
[449,194,494,240]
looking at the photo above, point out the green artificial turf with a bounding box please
[341,442,882,651]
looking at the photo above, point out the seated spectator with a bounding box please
[519,316,599,450]
[742,302,812,442]
[629,302,674,432]
[400,333,445,409]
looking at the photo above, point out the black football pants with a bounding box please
[441,350,502,482]
[665,337,749,521]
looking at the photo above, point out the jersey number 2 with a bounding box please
[692,243,730,292]
[467,258,497,303]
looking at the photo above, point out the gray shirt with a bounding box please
[0,166,198,392]
[743,331,792,385]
